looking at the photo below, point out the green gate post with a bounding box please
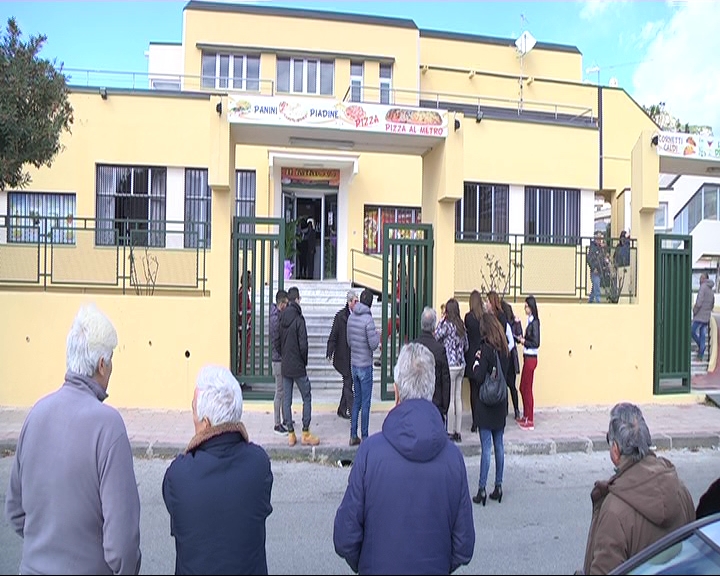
[231,217,285,400]
[381,223,434,401]
[653,233,692,394]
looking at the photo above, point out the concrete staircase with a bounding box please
[691,339,710,376]
[253,280,385,391]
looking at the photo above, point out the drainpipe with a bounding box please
[598,85,603,192]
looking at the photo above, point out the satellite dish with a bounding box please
[515,31,537,56]
[609,77,619,87]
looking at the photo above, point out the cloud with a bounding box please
[631,1,720,133]
[579,0,627,21]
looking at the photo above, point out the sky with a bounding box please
[2,0,718,133]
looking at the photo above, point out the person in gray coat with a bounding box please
[692,273,716,360]
[347,288,380,445]
[5,303,142,575]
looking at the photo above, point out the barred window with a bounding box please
[524,186,580,245]
[7,192,77,244]
[95,165,167,247]
[236,170,256,234]
[455,182,509,242]
[184,169,211,248]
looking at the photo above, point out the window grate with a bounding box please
[236,170,257,235]
[95,165,167,247]
[7,192,77,244]
[184,168,211,249]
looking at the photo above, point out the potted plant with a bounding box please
[284,220,298,279]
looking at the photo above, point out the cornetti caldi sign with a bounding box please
[655,132,720,161]
[227,95,449,137]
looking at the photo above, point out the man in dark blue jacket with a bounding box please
[333,343,475,575]
[162,365,273,575]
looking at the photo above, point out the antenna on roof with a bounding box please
[515,28,536,113]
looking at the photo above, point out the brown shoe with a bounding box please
[288,431,297,446]
[301,430,320,446]
[349,436,361,447]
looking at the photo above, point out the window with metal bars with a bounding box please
[95,165,167,247]
[455,182,509,242]
[524,186,580,244]
[7,192,77,244]
[236,170,256,234]
[184,168,211,248]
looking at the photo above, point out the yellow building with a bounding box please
[1,1,715,410]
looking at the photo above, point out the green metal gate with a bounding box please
[231,216,285,400]
[653,233,692,394]
[380,223,434,400]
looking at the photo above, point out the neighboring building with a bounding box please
[1,1,712,410]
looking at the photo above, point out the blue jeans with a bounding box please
[351,365,373,439]
[692,321,709,359]
[283,375,312,432]
[589,272,601,303]
[478,428,504,489]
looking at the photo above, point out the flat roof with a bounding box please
[183,1,417,29]
[182,2,581,54]
[419,29,581,55]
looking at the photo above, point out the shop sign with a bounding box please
[655,132,720,161]
[281,167,340,186]
[227,94,448,138]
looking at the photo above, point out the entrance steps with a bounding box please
[253,280,387,390]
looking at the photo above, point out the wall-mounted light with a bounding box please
[99,87,108,100]
[454,118,461,131]
[651,134,659,146]
[216,100,222,116]
[476,110,484,123]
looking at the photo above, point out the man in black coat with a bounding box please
[327,290,358,420]
[279,286,320,446]
[412,306,451,426]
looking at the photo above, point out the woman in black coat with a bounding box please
[464,290,485,433]
[471,312,510,507]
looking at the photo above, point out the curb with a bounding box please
[2,434,718,463]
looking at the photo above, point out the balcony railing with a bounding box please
[63,67,276,94]
[455,233,637,302]
[343,84,595,127]
[0,216,208,294]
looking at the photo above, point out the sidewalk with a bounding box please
[1,391,719,462]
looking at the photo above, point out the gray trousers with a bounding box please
[283,374,312,432]
[272,361,286,426]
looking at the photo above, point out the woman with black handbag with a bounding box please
[470,312,510,506]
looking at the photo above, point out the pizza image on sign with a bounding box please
[385,108,444,126]
[279,101,308,122]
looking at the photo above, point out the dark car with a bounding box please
[610,512,720,575]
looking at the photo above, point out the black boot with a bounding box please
[472,487,487,506]
[489,485,503,503]
[514,408,520,421]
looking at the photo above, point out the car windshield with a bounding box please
[627,532,720,575]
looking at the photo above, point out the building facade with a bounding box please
[2,1,712,410]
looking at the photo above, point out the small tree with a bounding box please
[0,18,73,191]
[478,253,521,296]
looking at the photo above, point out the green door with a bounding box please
[380,223,434,400]
[653,233,692,394]
[231,216,285,400]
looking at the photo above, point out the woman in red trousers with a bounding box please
[517,295,540,430]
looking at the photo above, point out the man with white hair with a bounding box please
[162,365,273,574]
[5,303,141,575]
[333,343,475,574]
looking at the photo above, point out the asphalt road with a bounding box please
[1,448,718,575]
